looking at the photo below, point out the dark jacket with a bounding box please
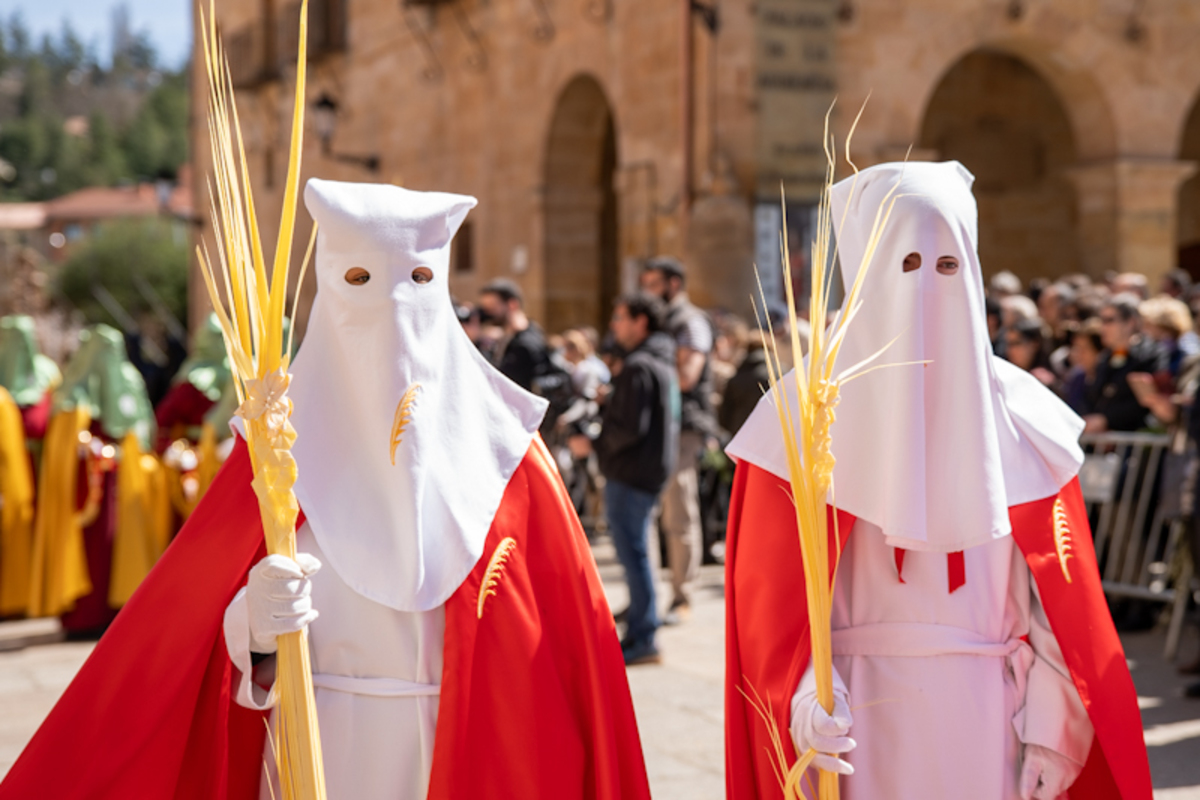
[596,332,680,493]
[720,347,769,438]
[1084,338,1160,432]
[496,323,551,391]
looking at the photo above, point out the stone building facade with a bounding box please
[190,0,1200,335]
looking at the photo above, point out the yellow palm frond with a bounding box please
[750,100,902,800]
[196,0,325,797]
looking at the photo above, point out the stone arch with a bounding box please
[1177,95,1200,279]
[919,49,1081,282]
[542,74,619,334]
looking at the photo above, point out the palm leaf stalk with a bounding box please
[195,1,325,797]
[752,103,906,800]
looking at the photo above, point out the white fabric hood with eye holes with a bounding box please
[725,161,1084,553]
[286,179,548,612]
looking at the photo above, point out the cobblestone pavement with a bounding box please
[0,542,1198,799]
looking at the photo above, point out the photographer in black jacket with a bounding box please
[593,291,680,665]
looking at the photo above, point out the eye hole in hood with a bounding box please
[936,256,959,276]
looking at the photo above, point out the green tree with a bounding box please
[8,13,30,62]
[0,19,11,75]
[82,112,128,186]
[121,70,188,180]
[57,218,190,328]
[18,58,51,116]
[0,17,189,201]
[59,22,86,73]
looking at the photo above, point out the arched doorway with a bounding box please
[919,51,1079,283]
[1178,96,1200,280]
[543,75,619,334]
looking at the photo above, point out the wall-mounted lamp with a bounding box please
[313,93,381,173]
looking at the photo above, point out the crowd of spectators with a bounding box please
[986,268,1200,438]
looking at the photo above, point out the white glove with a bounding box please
[790,663,855,776]
[246,553,321,655]
[1020,743,1082,800]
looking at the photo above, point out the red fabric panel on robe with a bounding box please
[1009,478,1153,800]
[429,436,650,799]
[947,550,966,593]
[724,463,1151,800]
[0,435,649,800]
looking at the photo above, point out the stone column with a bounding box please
[1065,158,1197,284]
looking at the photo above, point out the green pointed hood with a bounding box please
[0,315,61,406]
[53,324,155,448]
[174,313,231,401]
[201,316,292,437]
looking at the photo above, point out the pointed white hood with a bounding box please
[287,179,547,611]
[726,161,1083,552]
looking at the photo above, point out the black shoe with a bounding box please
[622,639,663,666]
[1186,681,1200,699]
[613,606,629,625]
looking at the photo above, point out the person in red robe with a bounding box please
[724,162,1152,800]
[0,179,649,800]
[153,313,227,453]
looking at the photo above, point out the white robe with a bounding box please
[808,520,1093,800]
[224,523,446,800]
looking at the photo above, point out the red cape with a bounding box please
[1,436,650,800]
[724,463,1152,800]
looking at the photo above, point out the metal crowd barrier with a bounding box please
[1078,432,1194,660]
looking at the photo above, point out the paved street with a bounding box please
[1,543,1198,799]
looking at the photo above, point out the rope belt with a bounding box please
[831,622,1035,698]
[311,673,441,698]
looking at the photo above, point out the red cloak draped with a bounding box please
[725,462,1152,800]
[153,382,216,453]
[0,435,650,800]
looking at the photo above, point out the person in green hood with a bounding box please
[40,324,157,634]
[53,324,156,450]
[0,316,62,439]
[154,313,230,452]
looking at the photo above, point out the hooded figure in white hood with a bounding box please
[723,162,1151,800]
[221,179,650,800]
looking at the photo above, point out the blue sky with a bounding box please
[7,1,191,70]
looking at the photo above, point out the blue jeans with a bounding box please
[605,479,660,648]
